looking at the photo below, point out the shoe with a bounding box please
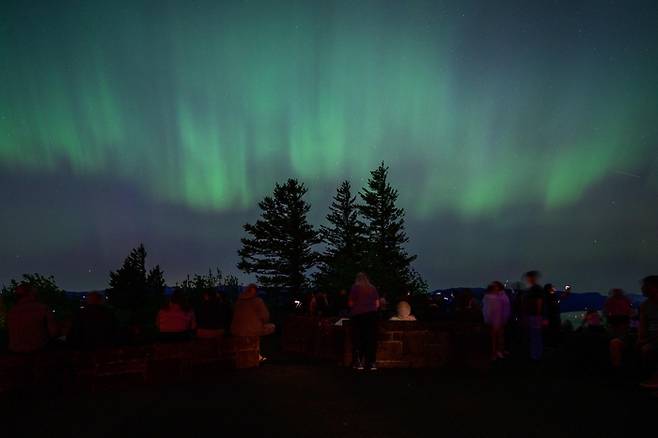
[368,364,378,371]
[353,360,364,371]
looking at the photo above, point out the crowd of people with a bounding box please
[332,270,658,390]
[4,283,276,360]
[3,271,658,389]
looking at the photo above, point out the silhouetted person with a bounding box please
[157,289,196,342]
[454,289,482,323]
[483,281,511,360]
[335,289,350,317]
[604,288,633,368]
[522,271,544,361]
[316,291,329,316]
[348,272,380,371]
[306,291,318,316]
[581,309,604,332]
[543,283,566,347]
[69,291,117,350]
[7,284,58,353]
[638,275,658,388]
[196,289,231,338]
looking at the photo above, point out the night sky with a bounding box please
[1,0,657,292]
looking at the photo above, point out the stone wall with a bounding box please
[0,335,261,393]
[282,316,489,369]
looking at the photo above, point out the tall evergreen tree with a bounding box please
[108,243,148,310]
[146,264,166,296]
[359,162,426,298]
[107,243,170,316]
[238,179,319,293]
[315,180,365,293]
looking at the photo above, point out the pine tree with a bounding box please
[107,244,151,311]
[315,180,365,294]
[238,179,319,293]
[359,162,426,298]
[146,264,166,296]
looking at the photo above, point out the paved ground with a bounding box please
[2,355,656,438]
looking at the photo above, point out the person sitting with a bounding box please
[68,291,117,350]
[195,289,231,339]
[7,284,59,353]
[231,284,275,361]
[156,289,196,342]
[306,291,318,316]
[315,291,329,316]
[581,309,604,332]
[389,301,417,321]
[454,288,482,323]
[334,289,350,317]
[604,288,633,369]
[482,281,511,360]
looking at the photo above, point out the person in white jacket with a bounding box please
[482,281,511,360]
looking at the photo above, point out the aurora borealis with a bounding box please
[1,0,657,291]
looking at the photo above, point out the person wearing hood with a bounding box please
[7,284,59,353]
[231,283,275,338]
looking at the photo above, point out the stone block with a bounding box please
[377,340,403,360]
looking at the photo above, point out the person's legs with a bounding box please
[489,325,498,359]
[498,326,505,355]
[609,338,625,368]
[528,316,543,361]
[364,312,378,368]
[351,314,365,368]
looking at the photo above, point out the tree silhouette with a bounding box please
[315,180,366,294]
[238,179,319,293]
[359,162,426,298]
[107,244,166,322]
[146,264,166,297]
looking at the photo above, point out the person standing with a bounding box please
[482,281,511,360]
[349,272,380,371]
[638,276,658,389]
[543,283,569,347]
[231,283,275,362]
[522,271,545,361]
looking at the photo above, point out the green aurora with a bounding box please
[1,0,657,290]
